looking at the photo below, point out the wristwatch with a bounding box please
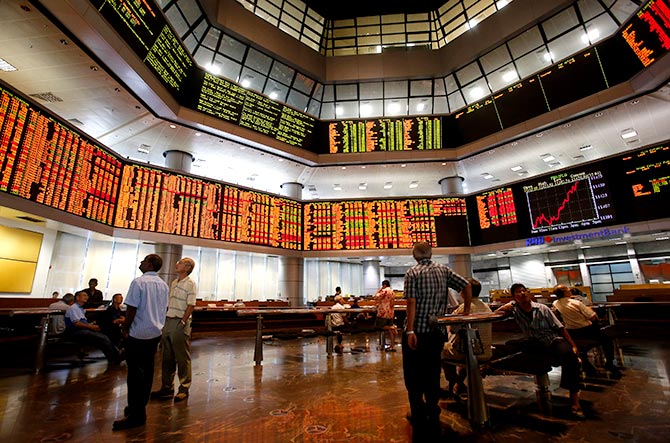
[406,330,415,335]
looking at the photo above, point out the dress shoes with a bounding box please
[112,418,145,431]
[150,388,174,400]
[174,391,189,402]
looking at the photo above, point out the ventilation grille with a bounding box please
[68,118,84,126]
[29,92,63,102]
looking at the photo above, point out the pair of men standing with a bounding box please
[113,255,197,431]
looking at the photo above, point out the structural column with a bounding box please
[156,150,194,284]
[363,259,382,296]
[279,182,304,306]
[439,175,472,278]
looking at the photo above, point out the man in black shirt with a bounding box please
[81,278,104,308]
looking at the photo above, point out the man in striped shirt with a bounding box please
[403,241,472,435]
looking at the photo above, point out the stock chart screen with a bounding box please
[608,143,670,222]
[0,85,122,225]
[522,168,616,235]
[303,198,468,250]
[327,117,442,153]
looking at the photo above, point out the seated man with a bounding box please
[553,285,621,378]
[100,293,126,348]
[48,293,75,335]
[495,283,585,419]
[65,290,122,364]
[441,278,492,397]
[329,295,349,353]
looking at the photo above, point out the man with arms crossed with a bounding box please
[113,254,169,431]
[152,257,198,402]
[403,241,472,437]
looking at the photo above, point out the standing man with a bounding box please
[375,280,398,351]
[152,257,198,402]
[402,241,472,436]
[81,278,104,308]
[113,254,169,431]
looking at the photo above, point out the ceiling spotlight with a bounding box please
[358,183,367,190]
[481,173,494,179]
[59,39,68,45]
[195,132,201,137]
[361,165,366,169]
[333,184,342,191]
[594,112,604,117]
[621,128,638,139]
[169,124,176,129]
[511,165,523,171]
[401,164,407,168]
[409,181,419,189]
[341,166,347,170]
[384,182,393,189]
[89,66,98,71]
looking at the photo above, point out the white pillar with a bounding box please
[279,182,304,306]
[439,174,472,277]
[156,150,194,284]
[363,259,381,296]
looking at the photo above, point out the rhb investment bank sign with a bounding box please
[526,227,630,247]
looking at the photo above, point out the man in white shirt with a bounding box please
[553,285,621,378]
[48,293,74,335]
[152,257,198,402]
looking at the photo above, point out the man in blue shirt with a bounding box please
[403,241,472,436]
[65,291,121,363]
[113,254,169,431]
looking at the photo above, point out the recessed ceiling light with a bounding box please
[541,155,555,162]
[361,165,366,169]
[0,58,18,72]
[580,245,591,249]
[409,181,419,188]
[572,155,584,160]
[384,182,392,189]
[563,123,572,128]
[278,158,284,162]
[194,132,201,137]
[482,173,494,179]
[341,166,346,170]
[548,161,561,167]
[169,124,177,129]
[615,241,627,245]
[333,184,342,191]
[487,253,496,257]
[358,183,367,190]
[536,132,544,137]
[511,165,523,171]
[401,164,407,168]
[137,147,149,154]
[580,145,593,151]
[442,162,447,166]
[594,112,604,117]
[239,146,246,150]
[621,128,638,139]
[517,171,528,176]
[656,236,670,241]
[548,249,559,252]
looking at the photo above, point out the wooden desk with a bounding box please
[435,313,506,428]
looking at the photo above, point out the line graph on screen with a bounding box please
[526,177,601,232]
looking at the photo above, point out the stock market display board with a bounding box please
[190,72,316,149]
[0,85,122,225]
[303,198,468,250]
[327,117,442,153]
[88,0,193,96]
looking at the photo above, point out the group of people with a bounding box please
[49,254,199,431]
[401,241,622,438]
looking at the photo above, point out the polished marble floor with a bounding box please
[0,331,669,443]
